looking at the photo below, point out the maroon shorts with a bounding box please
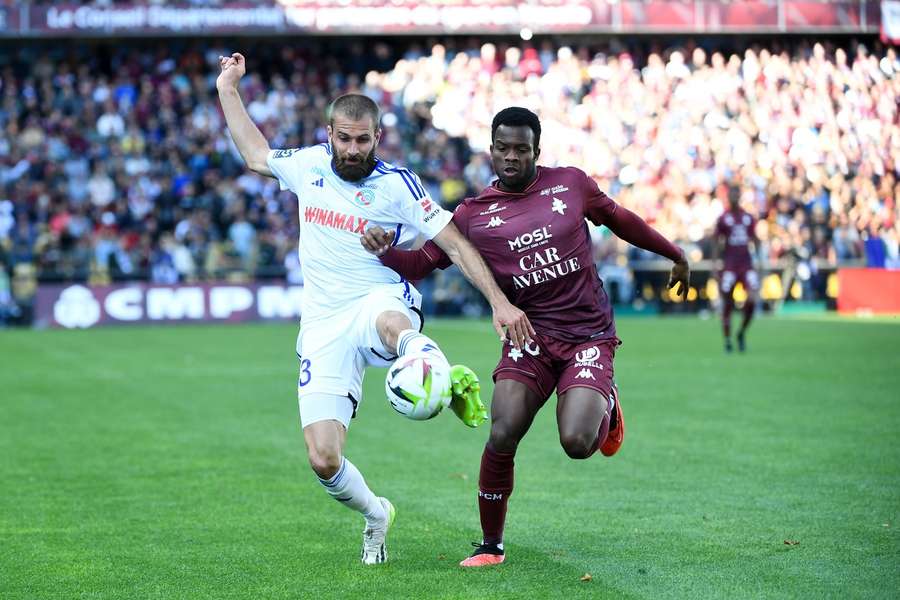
[720,268,759,294]
[492,333,619,403]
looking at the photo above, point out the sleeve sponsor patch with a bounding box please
[272,148,297,159]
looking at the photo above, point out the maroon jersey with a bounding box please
[438,166,617,343]
[715,209,755,271]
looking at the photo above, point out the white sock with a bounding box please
[396,329,448,364]
[318,458,386,525]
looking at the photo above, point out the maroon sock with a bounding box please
[740,300,755,334]
[722,299,734,338]
[478,444,515,545]
[591,411,611,456]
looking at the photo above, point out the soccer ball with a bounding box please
[385,352,452,420]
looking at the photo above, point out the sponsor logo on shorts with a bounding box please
[574,346,603,369]
[575,368,596,380]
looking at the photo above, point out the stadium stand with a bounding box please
[0,36,897,323]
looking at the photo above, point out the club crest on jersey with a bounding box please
[353,189,374,207]
[551,197,567,215]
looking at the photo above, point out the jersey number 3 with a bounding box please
[299,358,312,387]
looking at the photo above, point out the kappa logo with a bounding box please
[311,178,324,188]
[487,216,505,228]
[551,197,568,215]
[575,369,596,380]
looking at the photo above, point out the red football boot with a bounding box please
[459,542,505,567]
[600,384,623,457]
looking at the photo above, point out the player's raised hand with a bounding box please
[360,225,396,256]
[216,53,246,91]
[667,257,691,300]
[492,300,535,350]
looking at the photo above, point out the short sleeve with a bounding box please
[579,169,617,225]
[388,171,453,240]
[266,147,310,192]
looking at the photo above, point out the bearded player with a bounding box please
[361,107,689,567]
[217,54,532,565]
[712,186,759,353]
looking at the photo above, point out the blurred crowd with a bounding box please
[376,39,899,273]
[0,36,898,320]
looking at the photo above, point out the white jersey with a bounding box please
[267,144,453,323]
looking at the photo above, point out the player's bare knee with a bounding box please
[307,446,342,479]
[559,431,595,459]
[375,311,413,354]
[489,422,521,453]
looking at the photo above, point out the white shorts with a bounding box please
[296,281,423,429]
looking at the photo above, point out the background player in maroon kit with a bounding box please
[713,186,759,353]
[361,107,690,567]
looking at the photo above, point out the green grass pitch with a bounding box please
[2,315,898,599]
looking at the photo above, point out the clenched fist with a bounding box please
[216,53,246,91]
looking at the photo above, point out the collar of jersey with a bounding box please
[484,166,544,198]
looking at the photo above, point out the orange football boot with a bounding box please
[600,384,623,457]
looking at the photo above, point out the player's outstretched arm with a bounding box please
[216,53,273,177]
[605,205,690,299]
[360,226,447,280]
[432,223,535,348]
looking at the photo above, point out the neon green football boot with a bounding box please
[449,365,488,428]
